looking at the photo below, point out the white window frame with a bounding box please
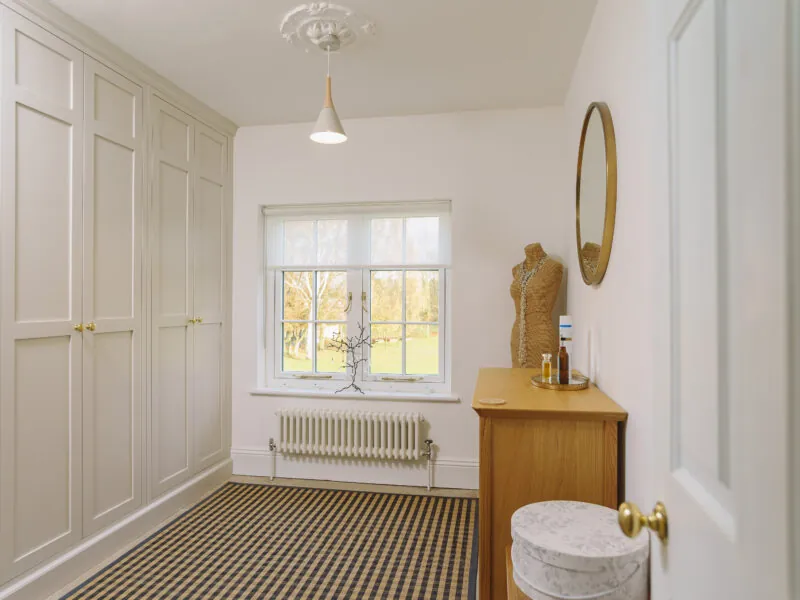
[262,201,451,396]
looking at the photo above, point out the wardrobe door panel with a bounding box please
[151,97,194,498]
[82,58,143,535]
[192,124,227,471]
[158,326,189,479]
[194,177,224,319]
[87,332,134,518]
[159,109,190,163]
[0,10,84,580]
[197,128,225,183]
[92,135,135,317]
[193,320,224,469]
[14,104,72,322]
[14,26,73,109]
[159,163,190,316]
[93,74,136,136]
[13,338,74,559]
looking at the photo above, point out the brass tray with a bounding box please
[531,372,589,391]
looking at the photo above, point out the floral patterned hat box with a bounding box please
[511,501,650,600]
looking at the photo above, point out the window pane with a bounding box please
[317,323,346,373]
[317,220,347,265]
[370,324,402,374]
[405,271,439,322]
[283,322,312,372]
[283,220,315,265]
[407,325,439,375]
[317,271,347,321]
[371,218,403,264]
[406,217,439,263]
[283,271,312,320]
[371,271,402,322]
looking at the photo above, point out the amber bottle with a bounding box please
[558,344,570,384]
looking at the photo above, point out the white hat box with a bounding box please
[511,501,649,600]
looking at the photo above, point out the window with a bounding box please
[263,202,450,394]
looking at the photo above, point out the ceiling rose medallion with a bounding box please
[280,3,375,52]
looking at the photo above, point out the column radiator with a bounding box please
[275,409,425,460]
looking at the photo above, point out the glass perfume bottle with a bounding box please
[542,353,552,381]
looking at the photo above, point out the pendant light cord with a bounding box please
[327,46,331,77]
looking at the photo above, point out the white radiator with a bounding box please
[275,409,425,460]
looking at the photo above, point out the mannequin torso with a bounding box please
[510,243,563,368]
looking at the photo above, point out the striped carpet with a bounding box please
[62,482,478,599]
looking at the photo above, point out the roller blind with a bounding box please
[263,200,451,269]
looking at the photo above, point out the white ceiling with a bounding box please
[48,0,597,127]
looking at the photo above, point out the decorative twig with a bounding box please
[329,321,373,394]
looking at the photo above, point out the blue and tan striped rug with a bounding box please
[62,482,478,599]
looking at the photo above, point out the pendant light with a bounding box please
[281,4,374,144]
[310,40,347,144]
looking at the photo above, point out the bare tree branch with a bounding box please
[330,321,373,395]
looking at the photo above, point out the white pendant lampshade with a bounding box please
[311,75,347,144]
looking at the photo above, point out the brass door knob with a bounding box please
[73,323,84,332]
[618,501,669,542]
[188,318,197,324]
[196,317,203,324]
[86,321,96,331]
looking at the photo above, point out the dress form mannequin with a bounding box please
[510,243,563,368]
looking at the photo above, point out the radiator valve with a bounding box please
[422,439,434,491]
[422,439,434,458]
[269,438,277,481]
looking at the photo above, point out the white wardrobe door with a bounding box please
[0,10,84,579]
[151,97,194,498]
[193,123,227,472]
[82,57,143,535]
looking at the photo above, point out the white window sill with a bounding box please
[250,387,460,403]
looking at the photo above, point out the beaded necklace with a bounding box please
[516,256,548,367]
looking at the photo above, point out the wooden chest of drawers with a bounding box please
[506,547,529,600]
[472,368,627,600]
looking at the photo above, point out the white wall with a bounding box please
[232,108,569,488]
[562,0,658,505]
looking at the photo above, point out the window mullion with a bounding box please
[401,268,407,375]
[312,220,319,375]
[311,271,317,374]
[440,268,446,382]
[361,269,370,382]
[345,269,361,381]
[276,271,283,376]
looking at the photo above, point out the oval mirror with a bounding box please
[576,102,617,285]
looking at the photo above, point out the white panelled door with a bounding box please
[648,1,791,599]
[151,96,195,498]
[81,57,144,535]
[192,122,227,472]
[0,9,84,577]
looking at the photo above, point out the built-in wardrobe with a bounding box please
[0,3,233,592]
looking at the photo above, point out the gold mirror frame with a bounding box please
[576,102,617,285]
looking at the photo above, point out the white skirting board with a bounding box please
[231,447,479,490]
[0,459,233,600]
